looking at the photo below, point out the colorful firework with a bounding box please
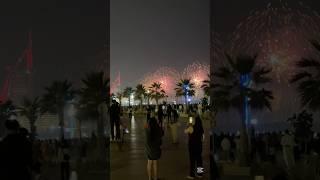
[141,67,180,99]
[229,1,320,82]
[182,62,210,99]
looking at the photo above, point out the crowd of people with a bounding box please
[143,105,205,180]
[110,100,207,179]
[0,100,208,180]
[213,130,320,170]
[0,118,108,180]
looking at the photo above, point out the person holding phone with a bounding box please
[185,110,205,179]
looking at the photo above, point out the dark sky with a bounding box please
[0,0,107,96]
[111,0,210,88]
[212,0,320,131]
[213,0,320,41]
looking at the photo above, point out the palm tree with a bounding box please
[135,84,146,107]
[123,87,134,106]
[290,41,320,111]
[0,100,16,137]
[116,92,123,107]
[145,90,151,105]
[79,71,109,168]
[212,53,273,165]
[41,80,75,141]
[149,82,166,105]
[175,79,195,106]
[201,74,212,97]
[18,97,41,140]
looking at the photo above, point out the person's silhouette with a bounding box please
[0,119,32,180]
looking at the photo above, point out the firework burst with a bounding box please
[182,62,210,99]
[229,1,320,82]
[141,67,180,99]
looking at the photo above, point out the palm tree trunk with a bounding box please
[30,121,36,141]
[184,95,188,113]
[239,95,249,166]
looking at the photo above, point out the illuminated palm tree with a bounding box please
[175,79,195,106]
[212,53,273,165]
[135,84,146,107]
[123,87,135,106]
[116,92,123,107]
[149,82,166,105]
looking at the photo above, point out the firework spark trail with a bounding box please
[140,67,181,99]
[229,1,320,82]
[182,62,210,99]
[138,63,210,102]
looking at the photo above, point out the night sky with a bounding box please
[111,0,210,88]
[0,0,107,96]
[212,0,320,131]
[213,0,320,41]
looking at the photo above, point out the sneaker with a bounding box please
[186,176,195,179]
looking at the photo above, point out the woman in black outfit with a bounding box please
[145,111,163,180]
[185,111,204,179]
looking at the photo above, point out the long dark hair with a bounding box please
[148,116,161,140]
[193,116,204,136]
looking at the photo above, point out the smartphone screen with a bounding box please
[189,117,193,124]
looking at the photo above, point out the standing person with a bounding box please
[281,130,295,170]
[0,120,33,180]
[185,111,205,179]
[110,100,121,141]
[170,107,179,144]
[146,105,151,122]
[157,105,164,128]
[167,104,172,125]
[145,111,163,180]
[128,106,133,120]
[61,154,70,180]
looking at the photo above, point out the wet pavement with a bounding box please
[110,115,210,180]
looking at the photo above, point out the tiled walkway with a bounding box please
[111,115,210,180]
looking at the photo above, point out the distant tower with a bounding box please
[9,30,33,105]
[111,72,121,94]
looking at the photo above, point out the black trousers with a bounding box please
[61,162,70,180]
[111,119,121,140]
[189,144,203,177]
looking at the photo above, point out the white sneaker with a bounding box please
[186,176,195,179]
